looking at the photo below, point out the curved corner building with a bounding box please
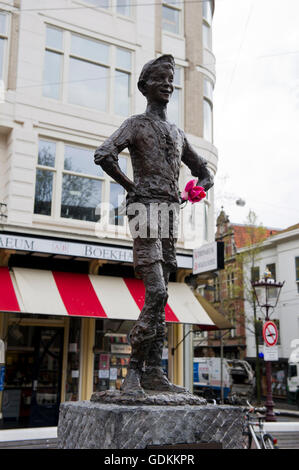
[0,0,217,435]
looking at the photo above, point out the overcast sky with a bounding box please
[212,0,299,229]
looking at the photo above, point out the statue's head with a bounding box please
[137,54,175,104]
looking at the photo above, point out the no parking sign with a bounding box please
[263,321,278,347]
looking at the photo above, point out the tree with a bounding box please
[236,210,268,403]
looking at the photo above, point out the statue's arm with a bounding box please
[94,119,136,193]
[181,134,214,191]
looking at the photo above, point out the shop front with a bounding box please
[0,265,215,430]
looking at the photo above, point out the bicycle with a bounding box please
[243,401,278,449]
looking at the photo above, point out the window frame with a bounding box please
[42,24,133,117]
[34,137,131,232]
[162,1,183,37]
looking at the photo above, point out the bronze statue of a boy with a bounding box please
[94,54,214,395]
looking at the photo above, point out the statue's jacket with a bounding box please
[94,113,210,205]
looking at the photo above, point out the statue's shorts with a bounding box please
[127,202,179,275]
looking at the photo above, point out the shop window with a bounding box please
[34,138,130,225]
[3,322,64,429]
[167,66,183,127]
[65,318,81,402]
[93,320,133,392]
[162,1,182,35]
[43,25,132,116]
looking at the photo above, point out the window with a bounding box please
[228,309,236,338]
[85,0,109,9]
[43,26,132,116]
[83,0,132,17]
[69,33,109,110]
[61,144,103,221]
[296,257,299,293]
[202,0,212,50]
[213,276,220,302]
[34,140,56,216]
[114,47,131,116]
[203,78,213,142]
[162,1,182,35]
[0,11,8,82]
[266,263,276,281]
[203,202,209,241]
[43,26,64,99]
[202,0,213,24]
[251,266,260,282]
[34,138,129,226]
[167,66,183,127]
[116,0,131,17]
[227,272,235,299]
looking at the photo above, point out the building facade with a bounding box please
[243,223,299,401]
[0,0,218,431]
[194,209,278,361]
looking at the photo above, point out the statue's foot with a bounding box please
[141,366,186,394]
[120,368,145,397]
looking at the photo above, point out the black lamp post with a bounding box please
[252,268,284,422]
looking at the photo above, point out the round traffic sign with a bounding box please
[263,321,278,347]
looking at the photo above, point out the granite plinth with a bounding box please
[57,400,245,449]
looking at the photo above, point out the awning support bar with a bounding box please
[171,328,194,356]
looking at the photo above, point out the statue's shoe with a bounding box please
[120,368,145,396]
[141,366,186,394]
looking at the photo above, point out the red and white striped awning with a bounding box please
[0,267,214,327]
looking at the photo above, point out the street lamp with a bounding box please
[252,268,284,422]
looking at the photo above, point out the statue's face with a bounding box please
[144,64,174,104]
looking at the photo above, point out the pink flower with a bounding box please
[181,179,206,204]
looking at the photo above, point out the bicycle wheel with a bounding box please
[262,434,275,449]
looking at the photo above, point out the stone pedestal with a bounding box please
[57,401,245,449]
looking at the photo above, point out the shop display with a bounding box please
[93,333,131,392]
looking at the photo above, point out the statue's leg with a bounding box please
[141,264,186,393]
[121,262,167,395]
